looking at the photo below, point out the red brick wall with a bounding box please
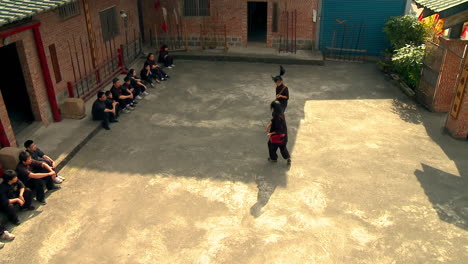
[433,38,468,112]
[0,28,52,147]
[446,79,468,139]
[142,0,317,49]
[0,0,140,147]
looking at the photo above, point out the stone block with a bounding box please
[0,147,22,170]
[60,98,86,119]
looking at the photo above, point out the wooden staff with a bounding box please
[67,40,77,84]
[79,36,90,92]
[184,22,188,51]
[154,24,159,49]
[72,37,83,97]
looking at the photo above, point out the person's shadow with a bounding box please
[250,160,290,218]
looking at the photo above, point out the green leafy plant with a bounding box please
[392,44,425,89]
[384,15,430,50]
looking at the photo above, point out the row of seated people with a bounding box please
[92,46,175,130]
[0,140,64,248]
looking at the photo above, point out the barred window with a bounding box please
[57,0,80,20]
[99,7,119,41]
[184,0,210,17]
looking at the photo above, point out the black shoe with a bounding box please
[37,200,47,205]
[20,205,36,211]
[287,159,291,165]
[132,101,138,105]
[165,75,170,78]
[110,119,119,123]
[12,220,20,226]
[103,126,110,130]
[267,158,277,163]
[48,186,61,191]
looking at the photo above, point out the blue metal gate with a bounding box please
[319,0,407,57]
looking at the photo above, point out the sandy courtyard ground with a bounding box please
[2,61,467,263]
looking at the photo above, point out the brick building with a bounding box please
[141,0,409,56]
[141,0,319,50]
[0,0,142,147]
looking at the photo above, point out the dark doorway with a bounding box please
[248,2,268,43]
[0,43,34,134]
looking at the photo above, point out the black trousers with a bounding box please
[25,177,55,202]
[94,112,116,129]
[268,140,290,160]
[163,56,173,67]
[0,188,33,223]
[18,189,33,209]
[0,204,18,223]
[281,102,288,113]
[117,98,133,109]
[151,67,167,80]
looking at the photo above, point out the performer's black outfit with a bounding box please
[268,112,290,161]
[276,84,289,112]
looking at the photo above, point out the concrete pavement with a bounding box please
[1,61,467,263]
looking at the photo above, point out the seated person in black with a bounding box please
[140,63,158,85]
[123,76,141,101]
[158,44,174,68]
[146,53,169,81]
[0,170,35,225]
[16,151,60,204]
[105,91,121,117]
[127,69,149,95]
[110,78,135,111]
[24,139,65,182]
[92,91,118,130]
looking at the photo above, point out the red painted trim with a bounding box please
[67,82,75,98]
[32,26,61,121]
[0,121,10,147]
[0,21,41,38]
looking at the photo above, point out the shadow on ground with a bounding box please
[391,95,468,230]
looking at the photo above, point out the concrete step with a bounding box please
[169,48,324,66]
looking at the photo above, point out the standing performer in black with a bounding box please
[272,66,289,112]
[265,100,291,165]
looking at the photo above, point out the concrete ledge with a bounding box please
[170,50,325,66]
[0,147,22,170]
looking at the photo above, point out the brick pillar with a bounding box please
[433,38,468,112]
[446,52,468,139]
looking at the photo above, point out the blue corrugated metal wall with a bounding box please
[319,0,407,56]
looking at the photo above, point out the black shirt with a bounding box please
[140,69,151,81]
[27,148,45,161]
[27,148,50,165]
[276,84,289,107]
[16,160,44,183]
[105,98,115,110]
[158,51,168,63]
[110,85,123,100]
[0,180,25,207]
[270,114,288,134]
[92,99,106,120]
[122,83,133,94]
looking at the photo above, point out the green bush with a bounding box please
[384,15,429,50]
[392,44,425,89]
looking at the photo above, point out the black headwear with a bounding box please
[271,65,286,82]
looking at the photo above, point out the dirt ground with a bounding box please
[1,61,467,264]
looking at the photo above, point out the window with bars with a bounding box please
[99,7,119,42]
[57,0,80,20]
[184,0,210,17]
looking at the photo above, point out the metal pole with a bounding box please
[79,36,89,93]
[72,37,83,97]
